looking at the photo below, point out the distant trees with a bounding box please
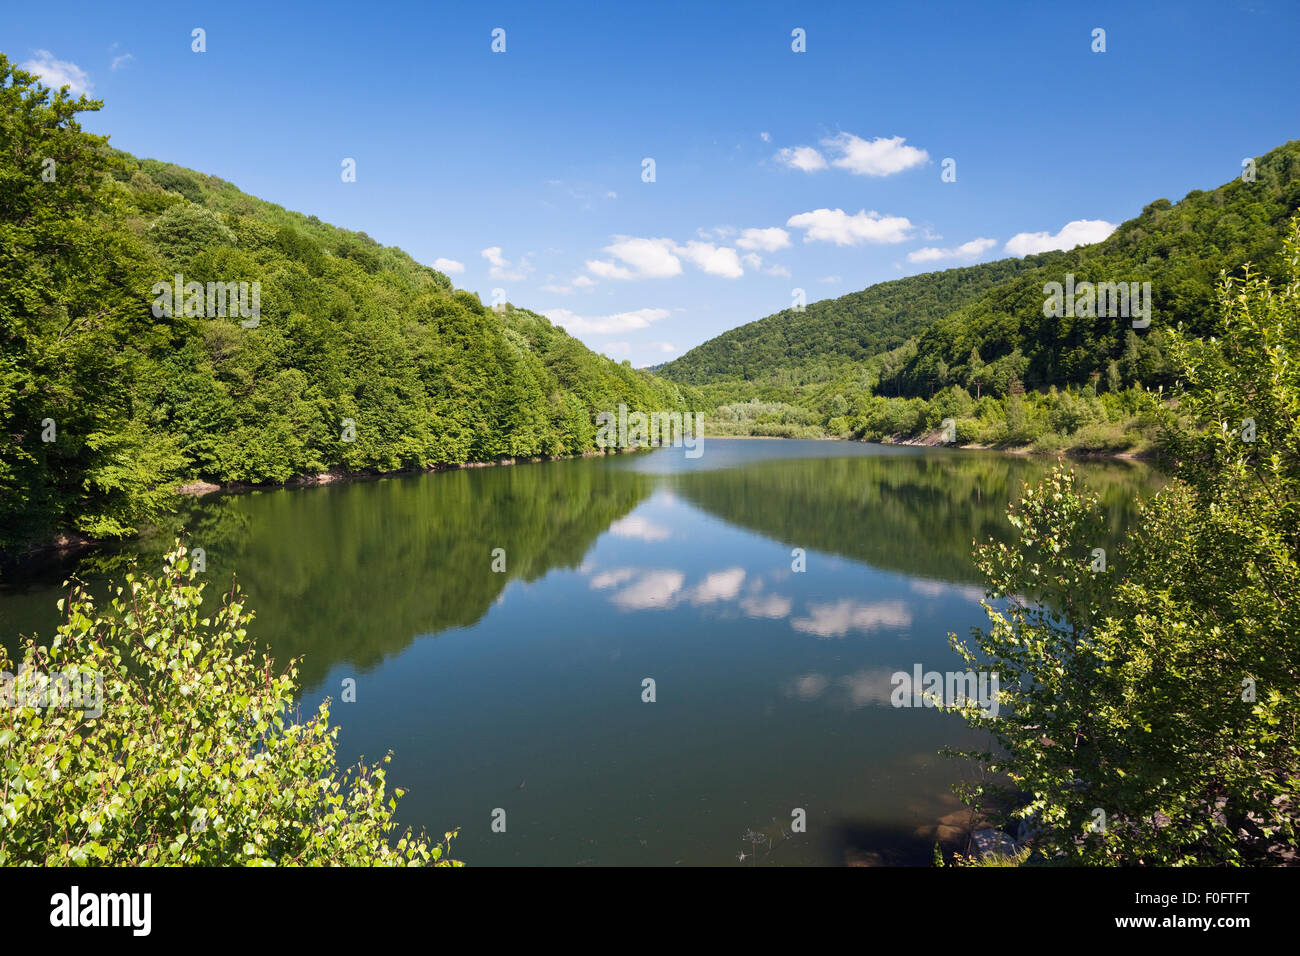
[661,139,1300,441]
[659,257,1041,385]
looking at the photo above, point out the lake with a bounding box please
[0,439,1160,865]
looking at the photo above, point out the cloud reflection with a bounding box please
[791,599,912,638]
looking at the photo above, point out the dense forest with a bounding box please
[658,255,1043,384]
[0,56,696,554]
[894,140,1300,397]
[660,140,1300,449]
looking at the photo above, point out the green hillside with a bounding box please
[0,57,695,553]
[659,256,1042,384]
[657,139,1300,448]
[894,140,1300,397]
[666,140,1300,399]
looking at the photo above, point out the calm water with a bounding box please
[0,439,1159,865]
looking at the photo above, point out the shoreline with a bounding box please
[5,446,646,564]
[709,429,1155,461]
[6,432,1154,566]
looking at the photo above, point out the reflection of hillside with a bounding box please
[159,459,653,687]
[672,453,1158,583]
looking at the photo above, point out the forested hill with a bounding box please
[890,139,1300,396]
[662,139,1300,398]
[0,56,694,553]
[659,256,1042,384]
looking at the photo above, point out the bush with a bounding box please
[948,223,1300,864]
[1029,430,1070,454]
[0,544,459,866]
[1069,421,1134,452]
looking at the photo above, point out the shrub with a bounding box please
[948,223,1300,864]
[0,544,459,866]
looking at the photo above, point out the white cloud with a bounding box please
[590,568,639,590]
[824,133,929,177]
[676,241,744,279]
[650,341,678,353]
[433,257,465,274]
[906,237,998,264]
[110,53,133,71]
[910,579,986,603]
[606,237,683,278]
[776,133,928,177]
[910,580,946,597]
[689,568,746,604]
[697,225,738,241]
[480,246,533,281]
[791,599,912,638]
[608,515,670,541]
[787,208,915,246]
[759,131,772,143]
[741,592,793,619]
[776,145,828,172]
[786,673,829,701]
[736,227,791,252]
[22,50,92,95]
[587,237,682,280]
[1004,219,1117,256]
[838,669,901,708]
[601,342,630,356]
[542,307,671,335]
[611,570,686,610]
[588,235,757,280]
[817,275,841,283]
[572,275,597,288]
[765,264,792,278]
[586,260,634,279]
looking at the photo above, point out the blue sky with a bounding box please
[6,0,1298,367]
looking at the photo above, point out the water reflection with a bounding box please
[0,440,1160,865]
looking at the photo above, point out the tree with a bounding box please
[0,54,183,549]
[1105,359,1122,394]
[964,347,986,399]
[0,59,700,556]
[948,220,1300,864]
[1119,329,1142,386]
[0,543,461,865]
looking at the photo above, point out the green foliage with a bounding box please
[0,54,178,552]
[147,202,236,262]
[0,61,698,553]
[659,141,1299,439]
[660,257,1040,385]
[844,383,1161,454]
[709,398,822,437]
[897,143,1300,397]
[951,845,1033,867]
[0,543,460,865]
[948,224,1300,864]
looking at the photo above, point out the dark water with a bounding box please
[0,439,1160,865]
